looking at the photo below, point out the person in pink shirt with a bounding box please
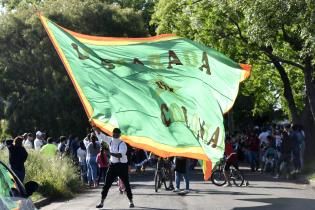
[97,146,109,185]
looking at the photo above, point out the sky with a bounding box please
[0,5,4,13]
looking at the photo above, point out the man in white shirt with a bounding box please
[34,131,44,151]
[94,127,134,208]
[24,133,34,149]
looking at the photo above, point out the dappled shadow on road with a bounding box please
[134,189,270,197]
[100,207,179,210]
[130,166,308,186]
[129,168,308,193]
[129,168,205,182]
[131,183,154,189]
[134,206,180,210]
[246,186,302,190]
[134,192,200,196]
[191,189,270,196]
[238,167,309,185]
[233,198,315,210]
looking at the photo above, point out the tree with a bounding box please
[0,0,148,137]
[107,0,157,35]
[152,0,315,158]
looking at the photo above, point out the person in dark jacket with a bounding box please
[173,157,190,193]
[274,125,292,179]
[8,136,28,182]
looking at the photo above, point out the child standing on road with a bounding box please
[97,146,109,185]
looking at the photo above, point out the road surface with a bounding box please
[41,168,315,210]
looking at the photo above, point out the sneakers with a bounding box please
[183,189,190,194]
[97,201,134,208]
[129,201,134,208]
[96,203,103,208]
[173,188,180,192]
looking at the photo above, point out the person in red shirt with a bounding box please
[97,146,109,185]
[223,137,238,187]
[246,132,260,171]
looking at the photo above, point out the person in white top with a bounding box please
[34,131,44,151]
[77,141,87,183]
[83,134,90,149]
[94,127,134,208]
[23,133,34,150]
[258,129,270,147]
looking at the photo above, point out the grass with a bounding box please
[309,173,315,180]
[0,149,83,200]
[31,192,44,202]
[0,119,11,140]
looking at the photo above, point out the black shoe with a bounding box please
[129,202,134,208]
[96,203,103,208]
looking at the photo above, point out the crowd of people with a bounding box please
[0,122,306,207]
[0,125,193,206]
[0,129,149,182]
[226,123,305,179]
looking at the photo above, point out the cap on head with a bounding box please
[36,131,42,136]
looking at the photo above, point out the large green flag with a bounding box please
[39,14,250,180]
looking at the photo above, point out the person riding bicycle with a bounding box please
[223,136,238,187]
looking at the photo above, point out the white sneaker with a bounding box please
[183,189,190,194]
[173,188,180,192]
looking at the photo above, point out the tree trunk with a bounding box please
[268,56,299,123]
[299,101,315,162]
[303,58,315,124]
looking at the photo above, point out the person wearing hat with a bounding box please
[34,131,44,151]
[94,127,134,208]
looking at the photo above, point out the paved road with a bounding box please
[42,168,315,210]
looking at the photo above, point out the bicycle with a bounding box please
[154,157,174,192]
[210,158,246,187]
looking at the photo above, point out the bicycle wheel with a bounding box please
[231,169,244,187]
[211,169,226,186]
[164,168,174,190]
[154,171,161,192]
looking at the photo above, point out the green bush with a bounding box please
[0,149,83,199]
[0,119,11,141]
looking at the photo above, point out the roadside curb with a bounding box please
[34,197,51,209]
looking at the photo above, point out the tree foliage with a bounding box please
[152,0,315,123]
[152,0,315,159]
[0,0,148,137]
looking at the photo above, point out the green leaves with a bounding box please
[152,0,315,124]
[0,0,148,136]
